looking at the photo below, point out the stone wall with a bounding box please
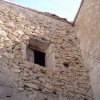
[0,0,93,100]
[75,0,100,100]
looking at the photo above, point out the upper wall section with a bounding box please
[0,0,69,23]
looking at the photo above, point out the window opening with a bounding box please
[24,37,55,68]
[34,50,45,67]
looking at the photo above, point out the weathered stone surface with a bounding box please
[13,68,21,73]
[0,0,93,100]
[24,83,39,90]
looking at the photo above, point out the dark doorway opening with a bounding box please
[34,50,45,67]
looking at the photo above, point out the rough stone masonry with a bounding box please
[0,0,93,100]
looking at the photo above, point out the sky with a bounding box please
[5,0,81,22]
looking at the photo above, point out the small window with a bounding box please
[24,37,55,69]
[34,50,45,67]
[26,48,46,67]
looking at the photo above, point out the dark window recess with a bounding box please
[34,50,45,67]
